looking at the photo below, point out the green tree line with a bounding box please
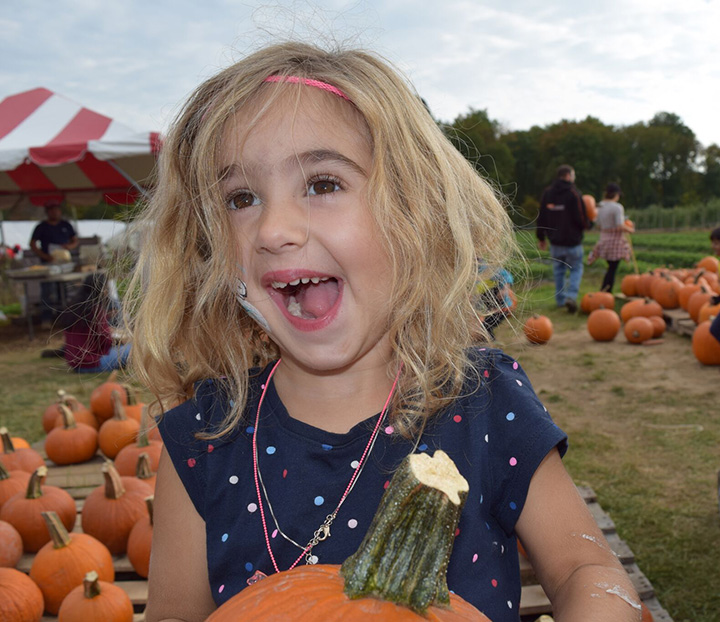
[443,109,720,225]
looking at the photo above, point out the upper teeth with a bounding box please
[272,276,329,289]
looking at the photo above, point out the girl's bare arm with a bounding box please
[144,448,217,622]
[516,450,642,622]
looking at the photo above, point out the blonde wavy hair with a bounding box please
[126,41,517,439]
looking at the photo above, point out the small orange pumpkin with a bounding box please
[0,462,31,512]
[0,567,44,622]
[580,291,615,314]
[127,495,154,578]
[648,315,666,339]
[30,511,115,615]
[697,255,719,273]
[98,391,140,460]
[0,465,77,552]
[587,308,621,342]
[45,405,99,466]
[620,298,663,323]
[624,316,654,344]
[81,461,152,555]
[687,287,714,324]
[620,274,640,297]
[523,314,553,345]
[0,519,23,567]
[0,428,45,474]
[90,371,128,424]
[43,390,96,433]
[582,194,597,221]
[57,570,134,622]
[698,301,720,324]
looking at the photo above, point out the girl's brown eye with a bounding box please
[229,192,258,210]
[309,180,339,195]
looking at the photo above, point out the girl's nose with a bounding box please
[255,195,310,254]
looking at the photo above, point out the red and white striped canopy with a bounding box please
[0,87,160,211]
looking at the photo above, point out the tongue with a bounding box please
[296,280,339,318]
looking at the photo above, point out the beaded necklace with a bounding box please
[251,359,402,574]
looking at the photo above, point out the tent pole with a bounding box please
[106,160,149,198]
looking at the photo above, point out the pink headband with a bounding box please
[263,75,351,102]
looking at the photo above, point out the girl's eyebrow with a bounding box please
[219,148,368,183]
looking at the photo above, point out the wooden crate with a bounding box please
[663,308,695,337]
[23,456,673,622]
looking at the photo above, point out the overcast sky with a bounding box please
[2,0,720,147]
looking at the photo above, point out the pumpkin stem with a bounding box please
[58,404,78,429]
[136,452,153,481]
[111,390,128,421]
[145,495,154,526]
[83,570,102,599]
[340,450,469,614]
[0,427,16,453]
[26,465,48,499]
[41,510,73,549]
[102,460,126,499]
[0,461,10,480]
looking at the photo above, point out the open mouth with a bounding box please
[270,276,341,320]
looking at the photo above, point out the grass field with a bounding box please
[1,228,718,620]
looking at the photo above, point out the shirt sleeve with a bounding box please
[157,380,229,520]
[483,351,568,536]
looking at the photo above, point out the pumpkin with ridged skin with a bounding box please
[587,308,621,342]
[0,519,23,567]
[58,570,134,622]
[523,314,553,345]
[98,392,139,460]
[207,451,489,622]
[0,466,77,552]
[687,287,714,324]
[0,567,44,622]
[45,405,99,466]
[620,274,640,297]
[30,511,114,615]
[697,255,719,273]
[81,461,152,554]
[648,315,666,338]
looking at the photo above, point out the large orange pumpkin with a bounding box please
[650,275,682,309]
[692,320,720,365]
[523,314,553,345]
[44,405,99,466]
[624,316,654,344]
[587,308,621,342]
[0,567,44,622]
[207,451,488,622]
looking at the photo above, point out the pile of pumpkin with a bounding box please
[0,373,162,621]
[583,255,720,365]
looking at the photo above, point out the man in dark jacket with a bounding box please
[537,165,590,313]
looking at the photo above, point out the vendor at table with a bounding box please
[29,200,79,326]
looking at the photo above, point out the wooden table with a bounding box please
[6,268,102,340]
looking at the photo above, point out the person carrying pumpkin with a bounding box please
[126,42,641,622]
[587,183,635,293]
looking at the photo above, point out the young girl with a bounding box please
[57,272,130,373]
[587,183,635,292]
[129,42,641,622]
